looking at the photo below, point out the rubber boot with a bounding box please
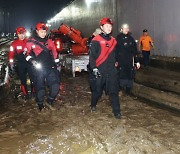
[30,86,35,99]
[46,96,56,111]
[125,87,131,96]
[114,113,121,119]
[47,96,54,106]
[21,84,29,100]
[37,102,44,111]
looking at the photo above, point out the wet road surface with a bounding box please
[0,72,179,154]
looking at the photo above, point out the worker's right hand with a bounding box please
[93,68,101,78]
[9,63,15,76]
[9,62,14,70]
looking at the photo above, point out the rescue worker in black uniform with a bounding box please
[87,28,102,92]
[25,22,60,111]
[89,17,121,119]
[116,24,140,95]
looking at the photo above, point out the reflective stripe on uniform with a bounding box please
[9,59,14,63]
[26,56,32,61]
[10,46,14,52]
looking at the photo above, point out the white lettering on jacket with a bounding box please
[17,46,22,50]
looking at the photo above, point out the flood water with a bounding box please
[0,72,179,154]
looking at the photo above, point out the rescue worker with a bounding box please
[25,22,60,111]
[87,28,102,47]
[8,27,34,99]
[139,29,154,67]
[87,28,102,92]
[89,17,121,119]
[116,24,140,95]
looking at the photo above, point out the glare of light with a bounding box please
[35,63,42,69]
[135,40,138,43]
[26,31,31,37]
[85,0,101,8]
[75,66,80,72]
[57,45,60,49]
[9,59,14,63]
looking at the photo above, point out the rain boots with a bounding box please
[20,84,29,100]
[37,102,44,111]
[30,85,35,99]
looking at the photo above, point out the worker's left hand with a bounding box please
[136,62,141,69]
[54,59,61,72]
[93,68,101,78]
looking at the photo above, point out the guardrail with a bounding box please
[0,65,9,87]
[0,38,11,87]
[0,38,11,46]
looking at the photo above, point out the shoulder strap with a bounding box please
[28,39,49,53]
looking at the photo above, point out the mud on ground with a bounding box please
[0,73,179,154]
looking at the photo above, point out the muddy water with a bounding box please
[0,72,179,154]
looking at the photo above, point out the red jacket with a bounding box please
[8,38,28,63]
[25,37,58,69]
[26,38,57,59]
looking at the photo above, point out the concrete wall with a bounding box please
[49,0,180,57]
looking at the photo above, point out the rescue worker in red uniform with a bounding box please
[25,22,60,111]
[89,17,121,119]
[8,27,34,99]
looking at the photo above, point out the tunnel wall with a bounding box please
[49,0,180,57]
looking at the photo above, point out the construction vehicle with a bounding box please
[50,23,89,77]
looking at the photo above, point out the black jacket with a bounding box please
[89,33,117,75]
[116,33,139,68]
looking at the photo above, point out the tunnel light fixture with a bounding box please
[85,0,102,8]
[46,24,51,27]
[71,7,80,15]
[26,31,31,37]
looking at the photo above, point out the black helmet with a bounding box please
[143,29,148,32]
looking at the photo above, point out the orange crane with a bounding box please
[50,23,88,55]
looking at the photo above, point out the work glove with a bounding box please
[55,59,61,66]
[9,63,15,76]
[134,62,141,70]
[9,62,14,71]
[54,59,61,72]
[93,68,101,78]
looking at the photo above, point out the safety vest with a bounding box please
[93,35,117,67]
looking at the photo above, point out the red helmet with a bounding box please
[100,17,113,26]
[16,27,26,34]
[36,22,48,31]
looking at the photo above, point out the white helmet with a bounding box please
[120,23,130,32]
[121,23,129,29]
